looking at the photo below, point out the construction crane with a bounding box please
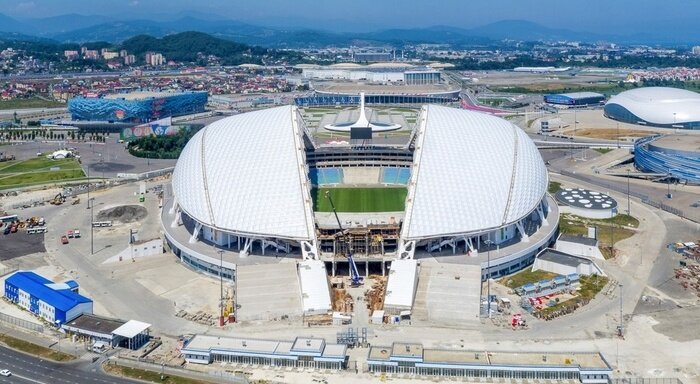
[325,191,363,286]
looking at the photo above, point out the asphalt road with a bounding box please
[0,346,137,384]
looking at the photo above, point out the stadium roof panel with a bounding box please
[172,105,316,241]
[401,105,547,240]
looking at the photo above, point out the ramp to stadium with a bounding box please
[412,262,481,325]
[235,262,302,321]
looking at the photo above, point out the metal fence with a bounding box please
[559,169,694,222]
[0,311,44,333]
[612,378,684,384]
[114,356,249,384]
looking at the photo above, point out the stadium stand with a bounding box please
[381,167,411,185]
[309,168,344,185]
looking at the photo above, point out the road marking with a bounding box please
[10,373,48,384]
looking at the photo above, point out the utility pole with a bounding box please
[627,170,631,216]
[618,283,624,337]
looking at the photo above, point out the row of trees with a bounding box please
[127,128,198,159]
[1,129,110,142]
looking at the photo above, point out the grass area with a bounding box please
[492,83,628,96]
[499,269,559,289]
[0,334,74,361]
[536,274,609,317]
[0,157,81,174]
[559,213,638,259]
[567,128,652,140]
[0,156,84,190]
[312,187,407,212]
[593,148,614,154]
[0,98,65,110]
[0,169,86,189]
[548,181,562,194]
[103,363,216,384]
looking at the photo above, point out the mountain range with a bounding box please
[0,13,697,46]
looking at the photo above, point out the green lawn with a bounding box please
[548,181,562,194]
[103,363,217,384]
[499,269,560,289]
[0,156,84,189]
[0,334,74,361]
[0,157,81,174]
[312,187,407,212]
[0,169,85,188]
[559,214,637,259]
[0,98,65,110]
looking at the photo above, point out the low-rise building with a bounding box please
[181,335,347,370]
[3,271,93,325]
[367,343,612,383]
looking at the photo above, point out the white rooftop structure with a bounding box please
[172,105,316,241]
[298,260,332,315]
[384,259,418,314]
[402,105,548,241]
[605,87,700,125]
[324,92,401,133]
[112,320,151,338]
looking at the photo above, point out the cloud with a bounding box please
[15,1,36,12]
[130,0,139,6]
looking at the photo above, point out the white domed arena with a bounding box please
[604,87,700,129]
[161,104,559,319]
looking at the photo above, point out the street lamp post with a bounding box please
[55,320,61,352]
[218,249,224,327]
[618,283,624,337]
[89,197,95,255]
[627,170,631,215]
[484,239,494,318]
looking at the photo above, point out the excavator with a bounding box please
[325,191,363,287]
[50,193,66,205]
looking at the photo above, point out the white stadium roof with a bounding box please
[401,105,548,240]
[172,105,316,241]
[606,87,700,125]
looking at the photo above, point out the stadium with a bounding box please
[68,91,208,123]
[294,63,461,107]
[161,103,559,319]
[604,87,700,129]
[634,134,700,184]
[543,92,605,107]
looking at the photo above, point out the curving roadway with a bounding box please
[0,346,137,384]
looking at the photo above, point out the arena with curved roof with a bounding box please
[604,87,700,129]
[161,104,559,316]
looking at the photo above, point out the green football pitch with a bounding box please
[312,187,407,212]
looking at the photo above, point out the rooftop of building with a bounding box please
[62,313,126,335]
[5,271,92,313]
[536,248,594,268]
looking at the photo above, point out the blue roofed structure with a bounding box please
[4,271,93,325]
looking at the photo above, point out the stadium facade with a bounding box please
[634,135,700,184]
[604,87,700,129]
[543,92,605,107]
[162,104,558,283]
[68,91,208,123]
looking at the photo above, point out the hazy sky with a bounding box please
[1,0,697,33]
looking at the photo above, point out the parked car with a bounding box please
[67,230,73,238]
[3,226,10,235]
[73,229,81,238]
[0,369,11,376]
[61,235,69,245]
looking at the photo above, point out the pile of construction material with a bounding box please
[674,263,700,296]
[175,310,218,326]
[365,277,387,312]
